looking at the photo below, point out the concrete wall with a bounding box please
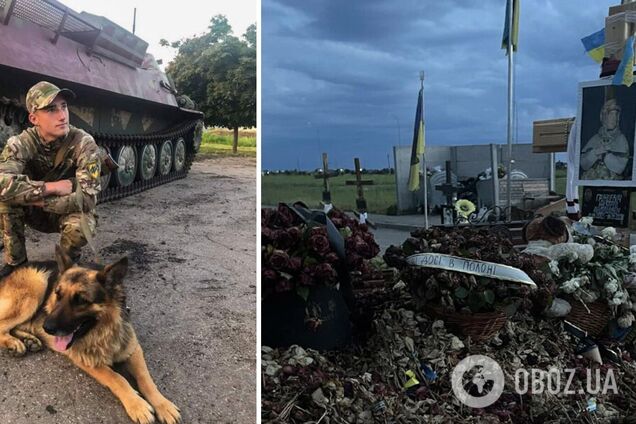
[394,143,553,213]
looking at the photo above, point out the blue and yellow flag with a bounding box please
[408,88,425,192]
[613,36,635,87]
[581,29,605,64]
[501,0,520,54]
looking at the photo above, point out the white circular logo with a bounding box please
[451,355,505,408]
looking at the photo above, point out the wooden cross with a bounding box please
[434,160,461,224]
[346,157,376,228]
[321,153,331,205]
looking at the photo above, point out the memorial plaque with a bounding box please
[581,186,630,227]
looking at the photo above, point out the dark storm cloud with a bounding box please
[263,0,614,170]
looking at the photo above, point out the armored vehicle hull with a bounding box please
[0,0,204,202]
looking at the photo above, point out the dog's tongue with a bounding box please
[53,334,73,351]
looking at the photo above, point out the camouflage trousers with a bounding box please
[0,206,96,265]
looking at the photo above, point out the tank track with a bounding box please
[91,119,200,204]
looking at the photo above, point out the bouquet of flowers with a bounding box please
[262,204,339,298]
[261,204,383,299]
[327,208,382,282]
[384,227,542,314]
[548,217,636,327]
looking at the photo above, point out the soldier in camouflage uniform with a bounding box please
[0,81,101,277]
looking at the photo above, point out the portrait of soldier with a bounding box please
[580,98,631,180]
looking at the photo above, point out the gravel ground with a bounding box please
[0,156,256,424]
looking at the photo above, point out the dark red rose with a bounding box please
[261,227,274,244]
[269,249,290,270]
[275,278,293,292]
[276,203,297,227]
[324,252,339,264]
[298,271,314,286]
[262,268,278,282]
[347,253,363,269]
[313,263,336,282]
[262,208,276,227]
[286,226,302,244]
[330,217,344,228]
[354,240,372,258]
[288,256,302,272]
[308,229,331,256]
[273,229,293,249]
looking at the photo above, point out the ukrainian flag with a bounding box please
[408,88,425,192]
[613,35,635,87]
[581,29,605,64]
[501,0,520,54]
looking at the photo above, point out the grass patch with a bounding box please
[198,128,256,158]
[262,173,397,214]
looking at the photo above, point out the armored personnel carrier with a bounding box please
[0,0,204,202]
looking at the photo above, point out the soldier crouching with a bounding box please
[0,81,101,278]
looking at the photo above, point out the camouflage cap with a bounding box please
[26,81,76,114]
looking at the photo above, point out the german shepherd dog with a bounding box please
[0,246,180,424]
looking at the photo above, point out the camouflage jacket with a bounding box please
[0,126,101,214]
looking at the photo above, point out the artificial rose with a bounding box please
[261,227,274,244]
[313,263,337,282]
[269,249,291,270]
[288,256,302,272]
[324,252,339,264]
[286,226,302,244]
[298,270,314,286]
[276,203,297,227]
[273,229,293,250]
[275,278,293,292]
[262,268,278,282]
[308,228,331,256]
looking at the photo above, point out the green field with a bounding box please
[261,173,397,214]
[198,128,256,157]
[263,168,569,215]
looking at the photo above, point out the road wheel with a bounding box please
[113,145,137,187]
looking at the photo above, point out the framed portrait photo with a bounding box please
[574,79,636,187]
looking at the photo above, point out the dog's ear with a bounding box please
[97,257,128,287]
[55,245,74,273]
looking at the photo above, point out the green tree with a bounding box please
[164,16,256,153]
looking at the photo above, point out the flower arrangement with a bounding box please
[261,204,382,299]
[384,227,541,314]
[548,218,636,327]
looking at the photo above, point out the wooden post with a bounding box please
[321,153,332,212]
[346,158,376,228]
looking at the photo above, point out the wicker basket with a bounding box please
[565,299,609,337]
[426,306,510,342]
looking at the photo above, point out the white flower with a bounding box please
[601,227,617,239]
[610,290,629,306]
[629,253,636,265]
[580,217,594,226]
[547,243,594,264]
[605,279,619,295]
[618,312,634,328]
[561,278,581,294]
[587,238,596,246]
[548,260,560,276]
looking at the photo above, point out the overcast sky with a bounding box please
[62,0,257,66]
[262,0,616,170]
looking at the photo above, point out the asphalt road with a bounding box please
[0,157,256,424]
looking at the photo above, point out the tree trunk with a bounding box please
[233,127,239,154]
